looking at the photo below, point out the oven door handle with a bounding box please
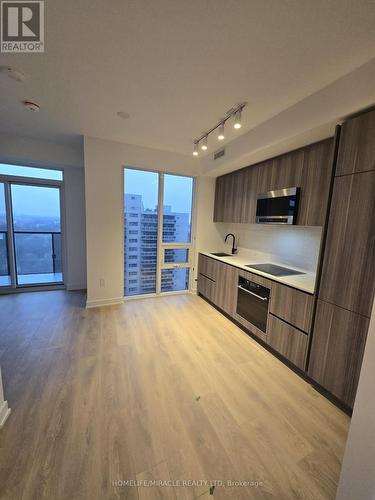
[237,285,268,301]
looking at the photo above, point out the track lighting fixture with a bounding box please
[218,122,225,140]
[192,102,246,155]
[234,110,242,129]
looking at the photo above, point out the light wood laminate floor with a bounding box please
[0,291,350,500]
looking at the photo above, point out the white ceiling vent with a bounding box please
[214,148,225,160]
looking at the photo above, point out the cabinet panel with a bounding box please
[255,159,275,194]
[197,273,215,302]
[241,165,259,223]
[256,149,304,194]
[298,139,334,226]
[213,176,226,222]
[214,140,333,226]
[267,315,308,370]
[198,254,218,282]
[213,261,238,316]
[308,300,369,408]
[270,283,314,333]
[336,109,375,176]
[319,170,375,317]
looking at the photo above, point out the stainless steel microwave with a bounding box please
[256,187,300,225]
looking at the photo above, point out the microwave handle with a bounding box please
[237,285,268,301]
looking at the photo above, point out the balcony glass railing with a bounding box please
[14,231,63,285]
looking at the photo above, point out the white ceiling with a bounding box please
[1,0,375,164]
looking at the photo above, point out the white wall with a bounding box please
[0,366,11,428]
[192,176,222,290]
[84,135,220,306]
[336,298,375,500]
[0,132,87,290]
[63,168,87,289]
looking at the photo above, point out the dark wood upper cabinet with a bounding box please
[298,139,334,226]
[258,148,304,194]
[240,165,259,223]
[336,108,375,176]
[308,300,369,408]
[214,166,259,223]
[319,170,375,317]
[213,175,226,222]
[213,139,334,226]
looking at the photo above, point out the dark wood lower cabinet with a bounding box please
[308,300,369,408]
[214,263,238,316]
[270,282,314,333]
[197,273,215,303]
[267,314,308,370]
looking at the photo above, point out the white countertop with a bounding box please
[199,250,316,294]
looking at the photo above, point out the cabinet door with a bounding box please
[319,170,375,317]
[215,172,243,223]
[271,148,304,191]
[267,315,308,370]
[308,300,369,408]
[298,139,334,226]
[197,273,215,302]
[241,165,259,223]
[270,283,314,333]
[257,149,304,194]
[198,254,218,282]
[213,176,226,222]
[336,109,375,176]
[256,158,275,194]
[214,262,238,316]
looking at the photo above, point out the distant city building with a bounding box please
[124,194,190,296]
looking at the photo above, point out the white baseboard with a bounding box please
[0,400,11,429]
[86,297,124,308]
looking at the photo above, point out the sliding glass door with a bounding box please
[11,184,63,286]
[124,168,194,297]
[0,167,64,290]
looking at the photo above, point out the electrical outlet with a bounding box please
[100,278,105,288]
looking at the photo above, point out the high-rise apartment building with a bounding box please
[124,194,189,296]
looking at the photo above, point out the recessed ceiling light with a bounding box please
[23,100,40,112]
[0,66,27,82]
[117,111,130,120]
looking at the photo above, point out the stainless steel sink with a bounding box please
[211,252,232,257]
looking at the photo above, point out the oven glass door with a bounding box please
[236,286,269,333]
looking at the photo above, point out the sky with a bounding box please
[124,168,193,213]
[0,164,62,219]
[11,185,61,218]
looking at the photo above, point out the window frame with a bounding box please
[123,167,196,299]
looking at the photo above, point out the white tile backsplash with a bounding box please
[215,223,322,273]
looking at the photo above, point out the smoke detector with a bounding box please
[117,111,130,120]
[0,66,27,82]
[23,100,40,112]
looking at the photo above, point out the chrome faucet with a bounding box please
[225,233,237,254]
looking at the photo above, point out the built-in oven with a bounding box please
[256,187,300,224]
[236,276,271,334]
